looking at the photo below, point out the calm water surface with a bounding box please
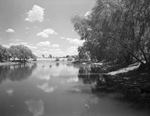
[0,61,149,116]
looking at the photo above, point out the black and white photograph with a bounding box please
[0,0,150,116]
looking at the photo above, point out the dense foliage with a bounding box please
[0,45,36,62]
[72,0,150,68]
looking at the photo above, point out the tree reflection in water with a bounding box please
[78,65,101,85]
[78,64,150,108]
[0,63,37,84]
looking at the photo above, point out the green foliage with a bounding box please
[72,0,150,65]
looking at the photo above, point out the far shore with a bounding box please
[0,58,70,66]
[0,60,37,66]
[0,62,20,66]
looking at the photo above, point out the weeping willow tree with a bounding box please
[72,0,150,70]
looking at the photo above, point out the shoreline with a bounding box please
[0,60,37,66]
[0,62,22,66]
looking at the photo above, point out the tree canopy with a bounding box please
[0,45,36,62]
[72,0,150,68]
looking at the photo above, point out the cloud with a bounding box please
[6,28,15,33]
[37,28,57,38]
[52,44,60,48]
[26,45,38,50]
[25,5,44,22]
[66,46,78,55]
[20,42,28,45]
[4,42,37,50]
[26,100,44,116]
[60,37,84,46]
[66,38,84,46]
[37,32,49,38]
[68,38,84,46]
[36,41,50,47]
[9,43,19,46]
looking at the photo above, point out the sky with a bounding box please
[0,0,95,57]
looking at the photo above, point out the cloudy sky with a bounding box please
[0,0,95,57]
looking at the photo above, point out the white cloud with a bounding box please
[25,5,44,22]
[37,32,49,38]
[9,43,19,46]
[20,42,28,45]
[4,42,37,51]
[66,38,84,46]
[26,45,38,50]
[66,46,78,55]
[52,44,60,48]
[43,28,57,35]
[37,28,57,38]
[26,100,44,116]
[6,28,15,33]
[36,41,50,47]
[60,37,84,46]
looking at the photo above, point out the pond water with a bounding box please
[0,61,149,116]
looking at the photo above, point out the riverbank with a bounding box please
[0,60,37,66]
[0,62,20,66]
[91,62,150,108]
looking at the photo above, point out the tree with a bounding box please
[42,54,45,58]
[48,54,52,58]
[9,45,36,62]
[0,45,10,62]
[72,0,150,70]
[78,46,91,61]
[9,46,20,61]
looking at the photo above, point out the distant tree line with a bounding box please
[72,0,150,69]
[0,44,37,62]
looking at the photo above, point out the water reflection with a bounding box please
[83,93,150,116]
[37,82,57,93]
[78,65,100,85]
[0,63,37,84]
[6,88,14,96]
[0,62,149,116]
[26,100,44,116]
[55,62,60,67]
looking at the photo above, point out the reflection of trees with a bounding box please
[0,63,37,84]
[78,65,101,84]
[55,62,60,67]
